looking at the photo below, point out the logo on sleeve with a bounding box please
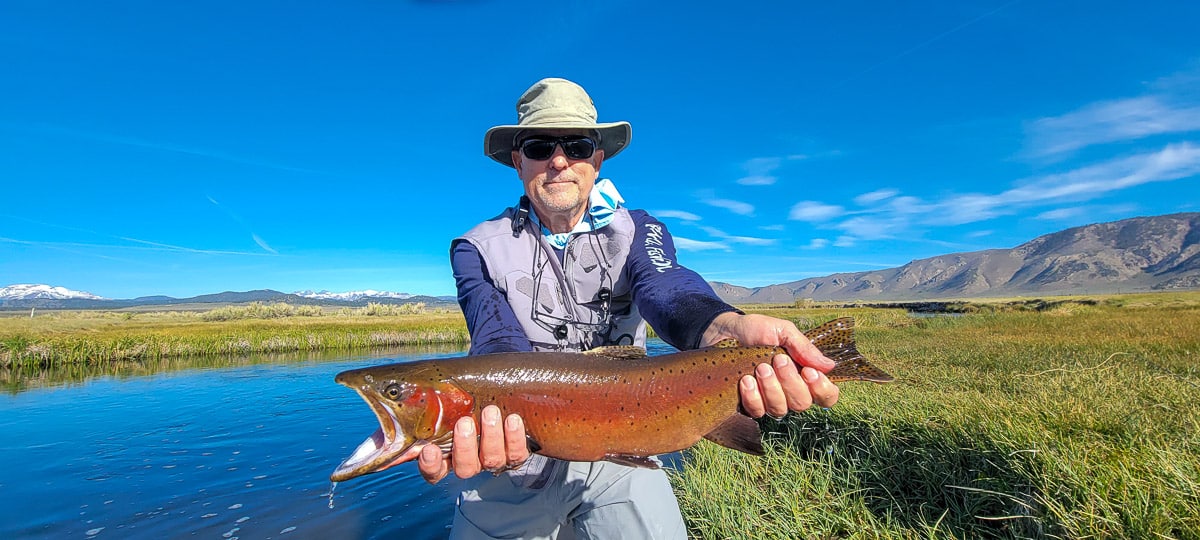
[644,223,675,273]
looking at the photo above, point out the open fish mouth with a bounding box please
[330,391,419,482]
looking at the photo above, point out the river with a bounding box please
[1,341,678,539]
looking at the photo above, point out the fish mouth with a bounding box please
[330,389,420,482]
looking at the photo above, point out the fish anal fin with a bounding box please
[584,345,647,360]
[703,414,764,456]
[603,454,661,468]
[526,436,542,454]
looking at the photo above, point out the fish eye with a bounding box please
[384,383,403,400]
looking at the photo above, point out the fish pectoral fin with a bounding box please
[602,454,662,468]
[703,414,765,456]
[584,345,648,360]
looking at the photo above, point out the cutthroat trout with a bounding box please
[331,317,892,482]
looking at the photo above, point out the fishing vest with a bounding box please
[457,202,647,352]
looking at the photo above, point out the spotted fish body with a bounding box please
[330,317,892,482]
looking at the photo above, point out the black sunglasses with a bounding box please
[518,136,597,161]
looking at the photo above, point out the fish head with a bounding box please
[330,364,473,482]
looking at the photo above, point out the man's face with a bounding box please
[511,130,604,229]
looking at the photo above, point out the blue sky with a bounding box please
[2,1,1198,299]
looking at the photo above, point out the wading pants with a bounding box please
[450,455,687,540]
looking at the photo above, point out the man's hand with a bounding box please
[417,404,530,484]
[702,312,840,418]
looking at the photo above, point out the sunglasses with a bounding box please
[518,136,597,161]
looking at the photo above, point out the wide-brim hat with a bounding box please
[484,78,631,168]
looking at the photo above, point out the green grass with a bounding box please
[672,293,1200,539]
[0,303,468,367]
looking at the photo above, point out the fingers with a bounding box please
[802,367,840,408]
[739,375,766,418]
[451,416,482,479]
[741,356,841,419]
[418,443,450,485]
[477,406,506,471]
[504,414,530,467]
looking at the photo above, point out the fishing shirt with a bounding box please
[452,205,738,354]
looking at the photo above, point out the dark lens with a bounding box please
[560,138,596,159]
[520,139,556,161]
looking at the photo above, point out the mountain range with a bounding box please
[712,212,1200,304]
[0,285,455,310]
[5,213,1198,310]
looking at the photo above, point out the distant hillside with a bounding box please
[712,213,1200,304]
[0,288,457,310]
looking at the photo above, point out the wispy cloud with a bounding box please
[208,196,278,254]
[22,123,322,174]
[1,236,274,256]
[854,189,898,205]
[789,201,845,221]
[673,236,730,251]
[736,157,782,186]
[1026,96,1200,158]
[787,143,1200,244]
[700,226,778,247]
[704,197,755,216]
[653,209,702,221]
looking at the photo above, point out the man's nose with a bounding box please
[549,148,570,169]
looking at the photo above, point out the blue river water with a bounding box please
[0,340,678,539]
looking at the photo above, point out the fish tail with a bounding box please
[804,317,894,383]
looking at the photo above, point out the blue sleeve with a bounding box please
[450,239,533,355]
[626,210,740,351]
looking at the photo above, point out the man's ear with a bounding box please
[512,150,523,173]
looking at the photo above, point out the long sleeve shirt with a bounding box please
[451,209,738,355]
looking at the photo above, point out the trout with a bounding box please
[331,317,892,482]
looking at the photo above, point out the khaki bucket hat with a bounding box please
[484,78,632,167]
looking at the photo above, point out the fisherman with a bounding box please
[419,78,842,539]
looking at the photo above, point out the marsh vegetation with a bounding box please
[2,292,1197,537]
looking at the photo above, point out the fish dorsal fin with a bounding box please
[712,338,741,349]
[584,345,647,360]
[703,414,764,456]
[804,317,895,383]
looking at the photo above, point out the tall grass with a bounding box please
[673,297,1200,538]
[0,303,466,367]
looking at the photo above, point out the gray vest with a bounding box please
[457,203,647,352]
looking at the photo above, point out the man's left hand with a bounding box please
[701,312,840,418]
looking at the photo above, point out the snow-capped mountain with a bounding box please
[0,284,107,300]
[293,289,415,302]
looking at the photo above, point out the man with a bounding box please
[419,78,840,539]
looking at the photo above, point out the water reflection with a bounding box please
[1,343,468,395]
[1,341,680,539]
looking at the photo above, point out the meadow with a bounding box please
[2,293,1198,538]
[673,293,1200,539]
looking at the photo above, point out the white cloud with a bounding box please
[736,157,782,186]
[673,237,730,251]
[784,143,1200,244]
[788,201,844,221]
[1027,95,1200,158]
[854,189,898,205]
[833,236,856,248]
[654,209,702,221]
[701,226,778,246]
[704,198,755,216]
[804,238,829,249]
[736,175,776,186]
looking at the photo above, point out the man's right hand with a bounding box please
[418,404,530,484]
